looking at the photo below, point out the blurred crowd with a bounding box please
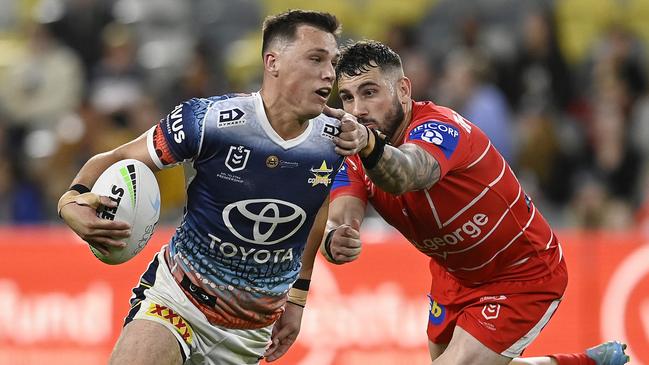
[1,0,649,234]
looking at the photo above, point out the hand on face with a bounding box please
[323,106,369,156]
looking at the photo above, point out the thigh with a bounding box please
[110,319,183,365]
[432,326,511,365]
[457,292,561,357]
[428,341,448,361]
[200,326,272,365]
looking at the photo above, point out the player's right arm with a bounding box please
[320,195,365,264]
[59,99,204,254]
[58,132,156,255]
[360,135,441,195]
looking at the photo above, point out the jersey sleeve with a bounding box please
[404,114,472,179]
[146,98,207,169]
[330,156,368,204]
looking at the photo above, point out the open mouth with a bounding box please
[315,87,331,99]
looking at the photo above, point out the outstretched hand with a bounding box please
[323,106,368,156]
[263,302,304,362]
[328,218,362,264]
[59,192,131,255]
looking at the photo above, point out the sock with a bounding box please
[549,353,596,365]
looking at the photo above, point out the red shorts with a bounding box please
[426,258,568,357]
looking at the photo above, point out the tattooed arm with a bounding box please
[362,139,441,195]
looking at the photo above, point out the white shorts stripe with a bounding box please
[501,298,562,358]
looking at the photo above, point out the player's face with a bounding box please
[338,67,406,141]
[275,25,339,118]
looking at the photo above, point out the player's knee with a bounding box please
[110,320,183,365]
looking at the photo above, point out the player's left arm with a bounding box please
[362,137,441,195]
[264,197,329,362]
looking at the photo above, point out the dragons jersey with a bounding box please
[146,92,343,329]
[331,101,563,286]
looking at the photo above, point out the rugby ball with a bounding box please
[90,159,160,264]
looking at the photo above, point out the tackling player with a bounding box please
[57,10,367,365]
[326,40,629,365]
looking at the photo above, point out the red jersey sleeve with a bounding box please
[330,155,368,204]
[404,107,473,179]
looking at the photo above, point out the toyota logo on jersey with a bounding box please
[222,199,307,245]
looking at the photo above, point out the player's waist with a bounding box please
[436,243,564,286]
[172,224,302,269]
[164,248,287,329]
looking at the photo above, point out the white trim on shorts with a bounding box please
[128,247,273,364]
[501,298,562,358]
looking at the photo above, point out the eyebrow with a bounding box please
[339,80,380,95]
[307,48,336,55]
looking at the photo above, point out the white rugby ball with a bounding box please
[90,159,160,264]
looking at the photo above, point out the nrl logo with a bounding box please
[225,145,251,172]
[308,160,333,187]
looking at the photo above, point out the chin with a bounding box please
[302,103,325,119]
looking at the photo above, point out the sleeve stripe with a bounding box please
[146,126,165,170]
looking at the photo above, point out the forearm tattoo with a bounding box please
[365,144,441,194]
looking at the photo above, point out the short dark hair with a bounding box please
[336,40,402,80]
[262,10,341,55]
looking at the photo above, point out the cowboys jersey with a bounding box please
[146,92,343,328]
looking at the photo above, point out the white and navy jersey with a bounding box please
[146,92,343,329]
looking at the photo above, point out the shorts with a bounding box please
[426,258,568,358]
[124,247,272,365]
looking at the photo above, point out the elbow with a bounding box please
[382,185,408,195]
[380,176,412,195]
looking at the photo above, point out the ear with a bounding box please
[397,76,412,102]
[263,52,280,77]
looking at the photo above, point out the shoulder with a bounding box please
[185,93,254,117]
[406,102,474,141]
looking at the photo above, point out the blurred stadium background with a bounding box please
[1,0,648,364]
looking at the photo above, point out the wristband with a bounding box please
[287,286,309,308]
[360,127,387,169]
[292,278,311,291]
[69,183,90,194]
[323,228,338,262]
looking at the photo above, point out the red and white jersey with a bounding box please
[331,101,563,285]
